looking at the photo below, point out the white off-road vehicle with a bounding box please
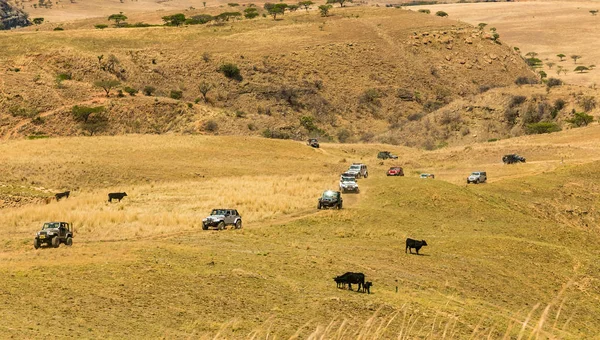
[347,163,368,179]
[202,209,242,230]
[339,174,359,193]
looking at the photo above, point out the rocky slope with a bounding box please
[0,0,30,30]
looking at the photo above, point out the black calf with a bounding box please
[108,192,128,202]
[406,238,428,255]
[55,191,70,201]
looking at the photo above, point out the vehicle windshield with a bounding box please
[322,191,337,198]
[471,172,480,176]
[42,222,60,229]
[211,209,227,215]
[349,165,360,170]
[341,176,355,182]
[390,167,400,170]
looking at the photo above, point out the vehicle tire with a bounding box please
[318,202,322,210]
[65,237,73,246]
[235,220,242,229]
[364,172,368,178]
[338,202,343,209]
[218,221,225,231]
[202,223,208,230]
[33,238,40,250]
[51,237,60,248]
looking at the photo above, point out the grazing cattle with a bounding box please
[334,272,365,291]
[108,192,128,202]
[362,281,373,294]
[55,191,70,201]
[406,238,428,255]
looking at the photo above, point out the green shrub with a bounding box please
[170,90,183,100]
[418,9,430,14]
[218,63,242,81]
[546,78,563,88]
[261,128,290,139]
[204,120,219,132]
[143,86,156,96]
[95,24,108,29]
[124,87,138,96]
[337,129,351,143]
[526,122,561,134]
[508,95,527,108]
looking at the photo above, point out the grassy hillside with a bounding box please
[0,7,535,146]
[2,127,600,337]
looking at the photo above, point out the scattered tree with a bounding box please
[228,2,239,6]
[418,9,430,14]
[477,22,487,30]
[94,79,121,97]
[590,10,598,15]
[72,105,105,123]
[299,0,314,11]
[538,70,547,79]
[108,12,128,26]
[575,65,590,73]
[567,111,594,127]
[198,82,214,102]
[326,0,351,7]
[95,24,108,29]
[244,7,259,19]
[264,3,287,19]
[318,4,332,16]
[557,53,566,61]
[162,13,186,26]
[435,11,448,17]
[571,55,582,64]
[546,62,555,69]
[32,17,44,25]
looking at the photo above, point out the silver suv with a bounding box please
[339,174,359,193]
[202,209,242,230]
[347,163,368,179]
[467,171,487,184]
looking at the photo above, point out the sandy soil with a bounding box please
[411,1,600,86]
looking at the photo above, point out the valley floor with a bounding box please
[2,126,600,338]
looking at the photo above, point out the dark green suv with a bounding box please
[34,222,73,249]
[318,190,343,209]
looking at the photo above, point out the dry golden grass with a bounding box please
[2,128,600,337]
[411,1,600,86]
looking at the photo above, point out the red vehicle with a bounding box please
[387,167,404,176]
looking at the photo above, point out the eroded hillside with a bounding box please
[0,7,534,144]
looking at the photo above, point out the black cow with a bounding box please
[108,192,128,202]
[362,281,373,294]
[406,238,428,255]
[55,191,70,201]
[334,272,365,291]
